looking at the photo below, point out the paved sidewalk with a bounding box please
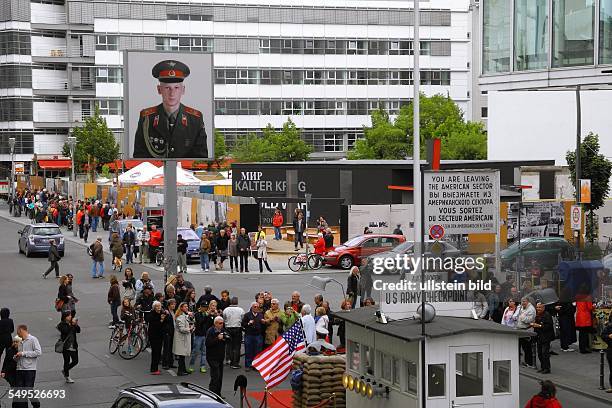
[0,207,334,276]
[520,344,612,404]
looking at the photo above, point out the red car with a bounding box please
[324,234,406,269]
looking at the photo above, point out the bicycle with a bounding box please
[134,309,150,349]
[117,322,144,360]
[288,252,325,272]
[108,322,124,354]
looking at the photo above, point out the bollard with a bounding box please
[600,350,606,390]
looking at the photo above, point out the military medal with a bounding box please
[182,114,187,127]
[153,115,159,128]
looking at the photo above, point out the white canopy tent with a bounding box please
[118,162,163,184]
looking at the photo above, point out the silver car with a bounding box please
[18,223,65,257]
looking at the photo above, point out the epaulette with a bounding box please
[183,106,202,118]
[140,106,158,117]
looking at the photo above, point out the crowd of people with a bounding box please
[100,269,352,398]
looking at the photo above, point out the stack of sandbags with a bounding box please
[292,353,346,408]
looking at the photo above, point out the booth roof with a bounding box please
[336,306,534,342]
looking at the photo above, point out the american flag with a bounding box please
[252,319,306,389]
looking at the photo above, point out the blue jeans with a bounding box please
[200,253,209,270]
[274,226,282,240]
[125,245,133,263]
[189,335,206,368]
[91,261,104,277]
[91,216,99,232]
[110,302,120,324]
[244,334,263,368]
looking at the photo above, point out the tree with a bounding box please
[231,119,312,162]
[348,109,409,159]
[566,132,612,243]
[348,93,487,160]
[62,107,120,179]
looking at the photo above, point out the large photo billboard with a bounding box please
[123,51,214,160]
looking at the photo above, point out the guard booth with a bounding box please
[336,307,532,408]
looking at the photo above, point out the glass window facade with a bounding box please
[483,0,511,73]
[514,0,549,70]
[601,0,612,63]
[552,0,595,67]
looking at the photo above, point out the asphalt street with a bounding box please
[0,214,609,407]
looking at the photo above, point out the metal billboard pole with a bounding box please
[163,160,178,281]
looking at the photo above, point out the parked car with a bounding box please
[324,234,405,269]
[177,227,201,259]
[18,223,64,257]
[363,240,461,275]
[111,383,231,408]
[500,237,574,270]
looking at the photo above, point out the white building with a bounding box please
[478,0,612,164]
[0,0,475,171]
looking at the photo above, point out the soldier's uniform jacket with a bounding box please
[133,103,208,158]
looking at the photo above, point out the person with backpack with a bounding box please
[90,237,105,279]
[42,239,61,279]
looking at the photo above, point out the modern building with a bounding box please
[478,0,612,164]
[0,0,476,174]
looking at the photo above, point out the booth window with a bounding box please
[348,341,361,372]
[362,345,375,375]
[427,364,445,397]
[455,352,483,397]
[405,360,418,394]
[380,352,392,382]
[392,357,401,386]
[493,360,511,393]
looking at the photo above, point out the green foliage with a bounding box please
[349,93,487,160]
[348,109,409,159]
[214,130,227,160]
[62,108,120,173]
[100,164,112,179]
[566,132,612,242]
[231,119,312,162]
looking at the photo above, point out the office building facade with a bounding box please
[1,0,473,169]
[479,0,612,164]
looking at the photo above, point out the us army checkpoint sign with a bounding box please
[424,170,500,235]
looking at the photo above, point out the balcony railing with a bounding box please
[32,80,95,91]
[31,11,67,25]
[31,45,87,58]
[33,110,94,123]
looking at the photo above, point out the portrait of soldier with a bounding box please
[133,60,208,158]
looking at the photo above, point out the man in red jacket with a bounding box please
[272,209,283,241]
[148,225,162,263]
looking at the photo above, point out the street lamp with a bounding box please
[8,137,15,213]
[307,276,347,304]
[67,136,77,236]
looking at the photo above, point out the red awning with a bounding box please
[38,159,72,169]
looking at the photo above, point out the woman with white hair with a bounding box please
[263,299,282,345]
[173,302,194,376]
[300,304,316,344]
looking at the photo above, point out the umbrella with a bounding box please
[525,288,559,305]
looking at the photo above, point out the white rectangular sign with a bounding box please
[424,170,500,235]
